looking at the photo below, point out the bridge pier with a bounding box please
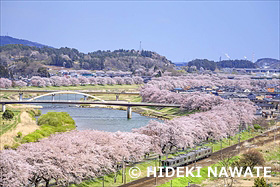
[52,94,55,101]
[116,94,120,101]
[2,104,6,112]
[19,93,23,101]
[127,106,132,119]
[84,95,88,101]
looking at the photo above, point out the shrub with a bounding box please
[21,112,75,143]
[11,143,20,150]
[253,177,269,187]
[27,109,41,119]
[38,112,74,127]
[254,124,262,130]
[2,110,14,120]
[252,118,269,129]
[3,145,10,149]
[17,132,22,138]
[21,132,43,143]
[233,149,265,171]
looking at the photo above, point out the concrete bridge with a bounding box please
[0,89,140,101]
[0,100,181,119]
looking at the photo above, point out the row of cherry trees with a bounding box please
[1,130,153,187]
[148,75,280,91]
[141,84,225,111]
[135,100,256,153]
[0,76,144,89]
[0,78,27,89]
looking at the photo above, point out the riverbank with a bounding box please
[0,111,39,149]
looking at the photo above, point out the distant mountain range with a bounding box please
[0,36,52,48]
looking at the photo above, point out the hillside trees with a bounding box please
[0,45,174,75]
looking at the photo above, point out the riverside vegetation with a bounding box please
[21,112,76,143]
[2,110,76,149]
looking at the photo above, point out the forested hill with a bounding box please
[0,44,174,78]
[255,58,280,69]
[0,36,52,48]
[186,59,258,71]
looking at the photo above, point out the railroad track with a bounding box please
[120,127,280,187]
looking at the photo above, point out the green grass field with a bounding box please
[71,160,159,187]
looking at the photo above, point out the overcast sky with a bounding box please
[1,1,279,62]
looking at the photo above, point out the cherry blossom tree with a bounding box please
[123,77,134,85]
[113,77,124,85]
[105,77,116,85]
[88,77,97,85]
[69,77,80,86]
[31,76,46,87]
[96,77,107,85]
[78,76,89,85]
[0,150,33,187]
[42,78,53,87]
[132,76,144,84]
[50,76,62,87]
[13,80,27,88]
[60,77,71,86]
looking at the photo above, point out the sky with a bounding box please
[1,1,279,62]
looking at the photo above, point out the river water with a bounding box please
[30,94,161,132]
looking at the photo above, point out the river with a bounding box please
[30,94,161,132]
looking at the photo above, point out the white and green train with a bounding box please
[161,147,212,169]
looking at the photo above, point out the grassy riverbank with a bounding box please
[0,108,21,136]
[21,112,75,143]
[1,110,75,149]
[0,108,40,150]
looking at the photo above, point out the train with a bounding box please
[161,147,212,169]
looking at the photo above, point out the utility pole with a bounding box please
[238,124,241,154]
[274,126,276,149]
[220,139,222,160]
[122,157,125,183]
[194,145,196,169]
[155,157,157,185]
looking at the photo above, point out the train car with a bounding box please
[161,147,212,169]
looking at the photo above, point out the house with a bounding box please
[257,103,275,110]
[81,73,94,77]
[255,108,262,116]
[172,88,186,93]
[256,95,265,100]
[247,93,256,100]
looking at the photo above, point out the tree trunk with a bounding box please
[45,180,50,187]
